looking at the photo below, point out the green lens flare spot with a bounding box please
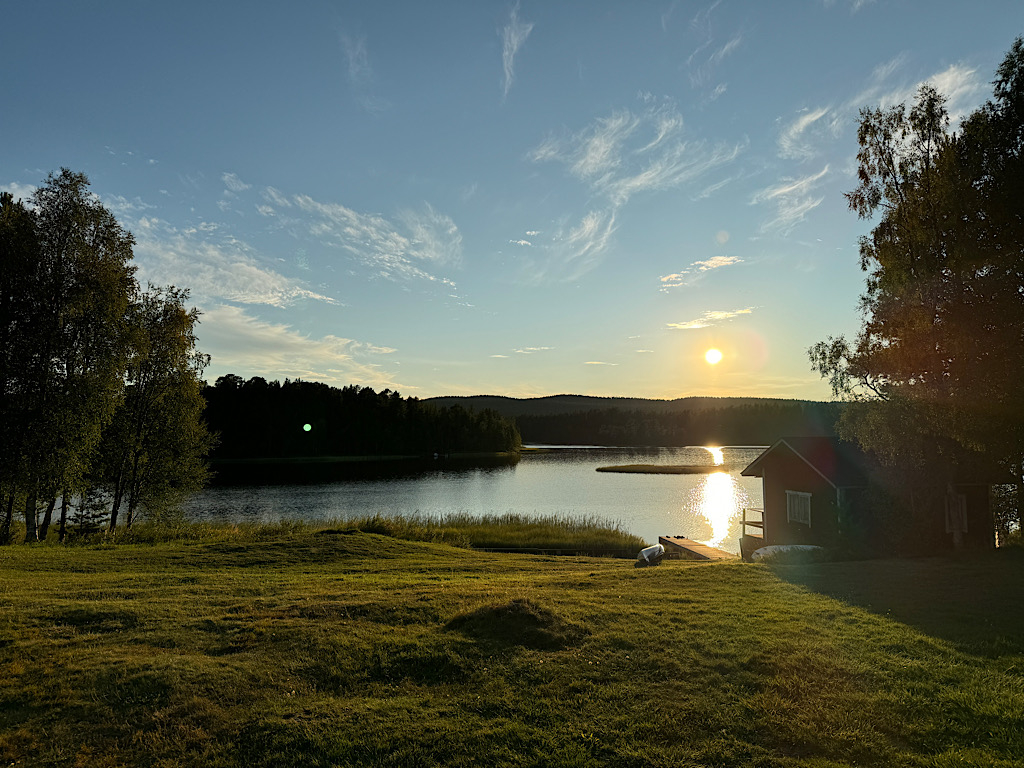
[303,423,312,432]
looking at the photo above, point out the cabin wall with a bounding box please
[761,448,840,547]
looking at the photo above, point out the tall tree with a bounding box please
[0,170,136,541]
[0,192,41,543]
[810,40,1024,532]
[96,286,214,531]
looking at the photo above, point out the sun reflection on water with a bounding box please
[705,446,724,465]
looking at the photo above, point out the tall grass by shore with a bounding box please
[8,512,648,555]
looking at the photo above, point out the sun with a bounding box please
[705,348,723,365]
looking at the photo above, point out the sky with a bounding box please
[3,2,1022,401]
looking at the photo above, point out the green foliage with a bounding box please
[810,40,1024,537]
[0,172,214,543]
[95,285,215,530]
[1,171,137,541]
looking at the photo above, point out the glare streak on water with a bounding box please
[185,446,765,554]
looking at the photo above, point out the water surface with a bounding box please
[185,445,765,554]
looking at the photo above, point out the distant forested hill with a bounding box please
[424,395,842,446]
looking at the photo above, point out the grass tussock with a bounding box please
[2,533,1023,766]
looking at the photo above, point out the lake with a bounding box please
[184,445,766,554]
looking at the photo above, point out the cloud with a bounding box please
[263,186,292,208]
[0,182,37,202]
[524,209,617,283]
[686,2,741,90]
[222,172,251,193]
[585,361,618,366]
[129,216,335,308]
[399,204,463,266]
[509,239,532,246]
[527,103,744,279]
[532,104,745,208]
[292,194,461,283]
[751,165,829,233]
[778,107,833,160]
[666,307,754,330]
[514,346,553,354]
[490,354,510,359]
[659,255,742,290]
[822,0,877,12]
[198,304,399,389]
[341,33,389,113]
[849,57,986,127]
[928,64,988,123]
[501,1,534,99]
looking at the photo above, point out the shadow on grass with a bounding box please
[445,598,588,651]
[769,549,1024,657]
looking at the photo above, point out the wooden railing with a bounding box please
[741,508,764,538]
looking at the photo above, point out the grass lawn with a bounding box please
[1,527,1023,767]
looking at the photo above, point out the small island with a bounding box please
[596,464,729,474]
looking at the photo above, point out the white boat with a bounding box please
[636,543,666,567]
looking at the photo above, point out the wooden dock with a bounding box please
[658,536,737,561]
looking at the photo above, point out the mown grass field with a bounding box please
[2,524,1023,767]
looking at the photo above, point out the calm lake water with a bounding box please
[185,445,766,554]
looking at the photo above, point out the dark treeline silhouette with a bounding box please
[515,401,843,446]
[204,375,522,460]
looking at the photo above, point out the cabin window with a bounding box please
[786,491,812,526]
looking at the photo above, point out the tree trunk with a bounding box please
[58,492,69,543]
[38,496,57,541]
[23,490,38,543]
[0,494,14,545]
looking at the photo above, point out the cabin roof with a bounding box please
[740,437,871,489]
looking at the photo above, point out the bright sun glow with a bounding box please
[705,348,723,365]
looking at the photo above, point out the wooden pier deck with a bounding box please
[658,536,737,561]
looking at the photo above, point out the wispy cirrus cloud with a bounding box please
[848,56,986,126]
[129,216,335,308]
[751,165,829,233]
[822,0,877,13]
[532,104,743,207]
[667,307,754,330]
[659,255,742,290]
[778,107,836,161]
[501,1,534,100]
[198,304,399,389]
[291,194,461,284]
[221,172,251,193]
[514,346,554,354]
[686,1,741,91]
[341,33,389,113]
[527,102,744,280]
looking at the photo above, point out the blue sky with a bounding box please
[4,1,1022,400]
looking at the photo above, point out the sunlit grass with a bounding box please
[1,531,1023,767]
[30,513,647,555]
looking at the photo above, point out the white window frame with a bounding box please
[786,491,812,526]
